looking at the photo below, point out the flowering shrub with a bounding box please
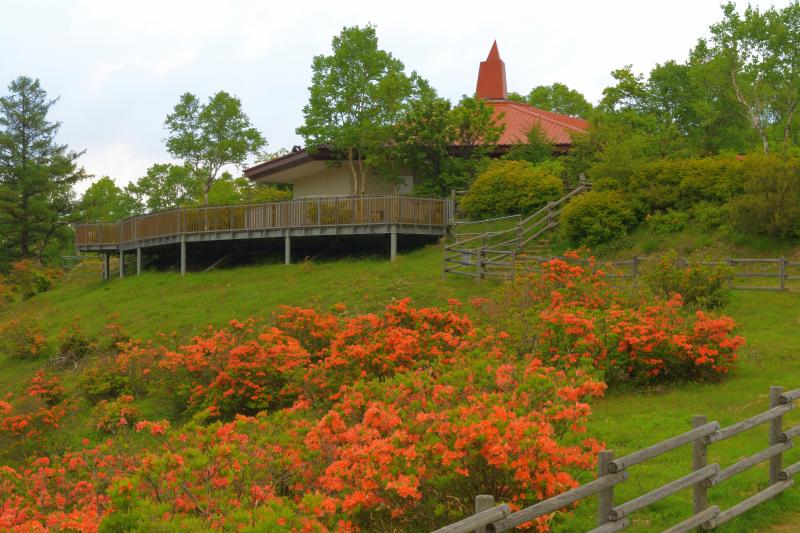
[0,317,48,359]
[0,300,607,532]
[483,254,744,384]
[5,259,62,300]
[644,252,733,309]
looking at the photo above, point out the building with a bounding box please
[244,41,588,197]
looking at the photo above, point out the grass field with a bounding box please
[2,242,800,531]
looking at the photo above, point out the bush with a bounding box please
[644,253,733,309]
[51,319,98,370]
[690,202,731,231]
[561,190,636,245]
[730,154,800,239]
[646,210,689,234]
[459,160,563,218]
[79,363,131,405]
[0,318,47,359]
[92,395,139,434]
[481,254,743,384]
[5,259,61,300]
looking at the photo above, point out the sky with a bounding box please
[0,0,791,192]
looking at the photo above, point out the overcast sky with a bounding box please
[0,0,790,191]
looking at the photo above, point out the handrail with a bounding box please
[76,195,453,248]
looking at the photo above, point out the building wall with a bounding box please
[290,163,413,198]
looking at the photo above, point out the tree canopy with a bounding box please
[0,76,87,267]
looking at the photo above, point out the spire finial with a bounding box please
[476,40,507,100]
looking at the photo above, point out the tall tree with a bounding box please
[78,176,141,222]
[0,76,87,266]
[526,83,594,118]
[165,91,265,207]
[297,25,428,194]
[126,163,202,212]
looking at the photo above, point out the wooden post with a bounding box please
[546,202,553,227]
[180,236,187,276]
[478,235,487,281]
[475,495,494,533]
[136,247,142,276]
[119,250,124,278]
[390,225,397,262]
[779,257,786,291]
[692,415,708,520]
[631,256,639,279]
[284,234,291,265]
[103,252,110,281]
[597,450,615,526]
[770,386,784,485]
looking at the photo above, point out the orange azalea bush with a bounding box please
[484,254,744,384]
[0,301,605,532]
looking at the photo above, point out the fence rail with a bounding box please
[75,195,453,248]
[432,385,800,533]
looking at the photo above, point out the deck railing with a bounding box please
[75,195,453,247]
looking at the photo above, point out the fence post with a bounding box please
[478,235,487,281]
[770,386,784,485]
[475,494,494,533]
[779,257,786,291]
[692,415,708,520]
[631,256,639,280]
[597,450,615,526]
[546,202,554,227]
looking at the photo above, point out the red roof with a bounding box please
[476,41,588,147]
[490,101,588,146]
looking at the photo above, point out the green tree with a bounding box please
[78,176,141,222]
[526,83,593,117]
[297,25,428,195]
[0,76,88,266]
[126,163,201,212]
[503,125,554,165]
[165,91,265,207]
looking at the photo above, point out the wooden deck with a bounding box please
[75,196,453,276]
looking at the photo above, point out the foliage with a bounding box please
[0,317,47,359]
[126,163,202,212]
[0,300,608,532]
[503,125,556,165]
[644,252,733,309]
[5,259,61,299]
[525,83,593,118]
[561,191,636,245]
[165,91,265,207]
[690,201,731,232]
[78,176,142,222]
[297,25,429,195]
[482,254,743,384]
[51,319,99,370]
[645,210,690,235]
[0,76,88,267]
[459,160,563,219]
[730,154,800,238]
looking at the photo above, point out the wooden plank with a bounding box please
[491,471,628,531]
[780,423,800,442]
[607,422,719,473]
[607,464,719,520]
[662,506,719,533]
[474,495,495,533]
[587,518,629,533]
[779,388,800,404]
[707,404,794,444]
[704,480,793,528]
[778,460,800,481]
[429,504,510,533]
[708,442,792,486]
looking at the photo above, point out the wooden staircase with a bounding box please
[443,178,591,279]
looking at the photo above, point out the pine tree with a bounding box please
[0,76,87,267]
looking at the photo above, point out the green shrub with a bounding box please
[691,202,731,231]
[644,252,733,309]
[0,318,48,359]
[79,362,131,404]
[646,210,689,234]
[561,190,636,245]
[459,160,563,218]
[5,259,60,299]
[51,319,98,370]
[730,154,800,239]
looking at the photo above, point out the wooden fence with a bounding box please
[432,385,800,533]
[75,195,453,247]
[512,255,800,292]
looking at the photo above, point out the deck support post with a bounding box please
[180,236,186,276]
[390,225,397,262]
[119,250,124,278]
[136,247,142,276]
[284,234,291,265]
[103,252,110,281]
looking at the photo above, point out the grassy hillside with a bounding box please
[2,243,800,531]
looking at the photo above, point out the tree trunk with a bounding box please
[347,147,359,195]
[19,194,29,258]
[357,156,366,195]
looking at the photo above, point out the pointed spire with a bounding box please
[476,40,507,100]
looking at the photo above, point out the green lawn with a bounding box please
[1,243,800,531]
